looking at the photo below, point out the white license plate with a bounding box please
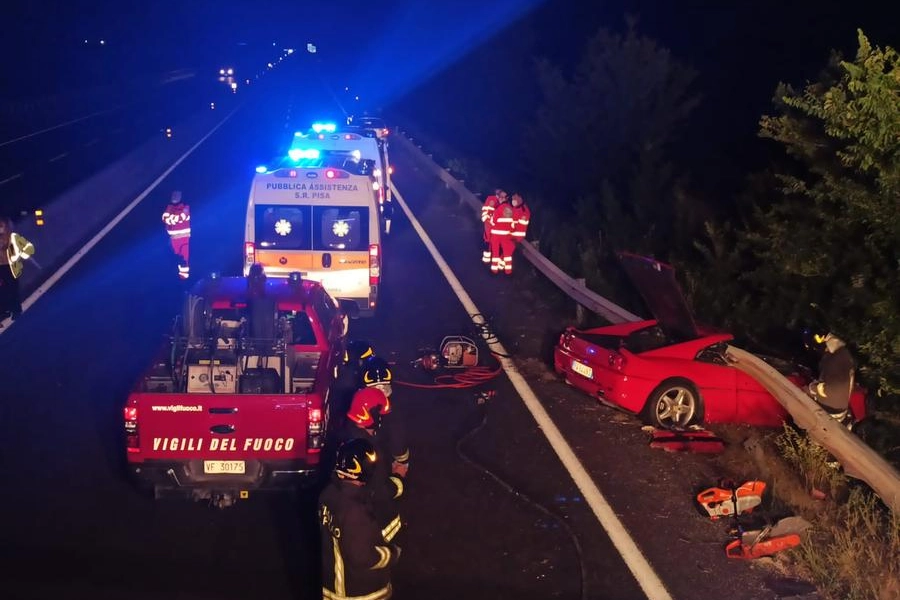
[571,360,594,379]
[204,460,245,474]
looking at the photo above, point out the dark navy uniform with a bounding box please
[319,475,399,599]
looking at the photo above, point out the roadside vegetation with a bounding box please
[393,21,899,600]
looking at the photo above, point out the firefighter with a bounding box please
[359,356,410,480]
[341,384,405,545]
[335,340,377,412]
[489,194,516,275]
[509,192,531,245]
[162,190,191,279]
[480,188,507,265]
[805,331,856,419]
[0,216,35,321]
[319,437,400,600]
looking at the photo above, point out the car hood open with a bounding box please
[618,252,700,342]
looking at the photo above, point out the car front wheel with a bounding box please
[643,378,704,429]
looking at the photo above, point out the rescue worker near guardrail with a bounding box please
[319,437,401,600]
[806,331,856,419]
[489,195,516,275]
[480,189,507,265]
[509,192,531,246]
[162,190,191,279]
[341,378,406,546]
[0,216,35,321]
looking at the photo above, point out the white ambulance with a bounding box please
[243,166,382,316]
[291,125,394,232]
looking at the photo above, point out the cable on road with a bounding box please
[455,397,589,600]
[394,355,503,389]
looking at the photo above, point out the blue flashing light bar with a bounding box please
[311,122,337,134]
[288,148,321,161]
[255,165,268,173]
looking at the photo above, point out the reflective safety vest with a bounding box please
[489,203,515,236]
[6,232,35,279]
[510,203,531,240]
[162,203,191,237]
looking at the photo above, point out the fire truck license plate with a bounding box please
[204,461,245,474]
[571,360,593,379]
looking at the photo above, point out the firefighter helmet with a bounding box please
[334,438,378,482]
[347,387,391,428]
[360,356,393,397]
[344,340,375,365]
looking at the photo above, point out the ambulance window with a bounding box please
[255,205,312,250]
[313,206,369,251]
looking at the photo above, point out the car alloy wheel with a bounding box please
[644,378,703,429]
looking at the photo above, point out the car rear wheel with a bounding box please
[643,378,704,429]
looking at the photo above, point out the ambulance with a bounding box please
[292,124,394,232]
[243,166,382,316]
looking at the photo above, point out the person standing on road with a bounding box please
[480,189,507,265]
[489,195,516,275]
[319,437,401,600]
[341,383,406,546]
[162,190,191,279]
[509,192,531,246]
[0,216,35,321]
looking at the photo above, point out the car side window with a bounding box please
[316,291,339,335]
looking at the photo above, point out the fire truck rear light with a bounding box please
[307,407,324,450]
[124,407,138,421]
[244,242,255,265]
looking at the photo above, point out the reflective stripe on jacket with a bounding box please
[481,195,500,223]
[510,204,531,238]
[7,233,35,279]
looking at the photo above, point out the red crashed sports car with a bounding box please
[553,253,866,429]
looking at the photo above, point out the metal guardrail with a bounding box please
[393,131,641,324]
[396,128,900,513]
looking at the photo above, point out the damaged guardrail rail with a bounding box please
[724,346,900,513]
[396,126,900,514]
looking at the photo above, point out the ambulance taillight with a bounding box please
[244,242,255,268]
[369,244,380,285]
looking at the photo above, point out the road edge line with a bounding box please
[392,182,674,600]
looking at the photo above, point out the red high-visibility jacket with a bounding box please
[162,203,191,237]
[510,203,531,241]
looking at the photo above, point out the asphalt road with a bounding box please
[0,59,797,600]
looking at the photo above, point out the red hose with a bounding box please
[394,357,503,389]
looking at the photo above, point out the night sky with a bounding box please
[4,0,896,149]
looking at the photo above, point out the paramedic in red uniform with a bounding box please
[480,188,507,265]
[162,190,191,279]
[489,197,516,275]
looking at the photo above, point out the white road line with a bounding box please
[0,106,123,148]
[49,152,68,163]
[0,172,23,186]
[0,106,241,335]
[391,183,674,600]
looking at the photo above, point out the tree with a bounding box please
[522,19,700,277]
[746,30,900,393]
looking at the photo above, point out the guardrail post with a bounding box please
[575,278,587,327]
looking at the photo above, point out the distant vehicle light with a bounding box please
[210,102,215,110]
[311,122,337,134]
[255,165,267,173]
